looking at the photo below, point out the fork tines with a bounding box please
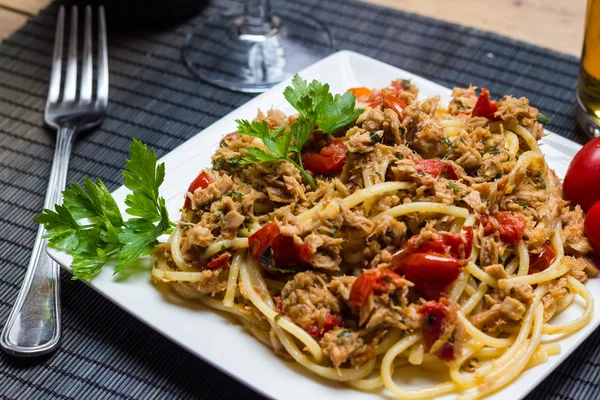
[47,5,108,109]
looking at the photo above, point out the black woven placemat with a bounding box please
[0,0,597,399]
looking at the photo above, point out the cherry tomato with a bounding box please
[248,223,311,271]
[349,269,403,307]
[382,90,407,117]
[206,252,231,269]
[183,171,213,209]
[419,299,456,361]
[302,137,348,175]
[529,242,557,273]
[471,88,499,121]
[584,201,600,252]
[480,212,526,244]
[394,252,462,300]
[347,87,373,98]
[563,137,600,212]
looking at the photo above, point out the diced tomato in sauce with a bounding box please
[471,88,500,121]
[529,242,557,273]
[206,252,231,269]
[382,90,407,117]
[415,159,461,181]
[248,223,311,271]
[183,171,213,209]
[419,298,457,361]
[480,212,526,245]
[349,269,403,307]
[305,313,342,337]
[302,137,348,175]
[273,296,283,314]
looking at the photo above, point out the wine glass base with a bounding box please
[182,12,335,93]
[576,92,600,138]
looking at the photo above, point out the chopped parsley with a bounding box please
[537,113,551,124]
[337,330,351,339]
[370,131,383,144]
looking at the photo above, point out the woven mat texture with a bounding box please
[0,0,598,399]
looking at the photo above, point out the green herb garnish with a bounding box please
[35,139,173,279]
[537,113,551,124]
[235,75,363,189]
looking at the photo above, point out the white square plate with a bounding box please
[48,50,597,400]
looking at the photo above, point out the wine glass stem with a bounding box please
[242,0,277,35]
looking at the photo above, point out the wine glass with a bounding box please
[182,0,335,93]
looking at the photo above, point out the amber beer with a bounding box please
[577,0,600,136]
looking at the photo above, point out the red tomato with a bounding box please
[394,252,462,300]
[563,137,600,212]
[471,88,499,121]
[402,228,473,260]
[248,223,311,271]
[419,299,456,361]
[349,269,403,307]
[480,212,526,244]
[584,201,600,252]
[206,252,231,269]
[347,87,373,98]
[529,242,557,273]
[416,159,445,177]
[302,137,347,175]
[305,313,342,337]
[273,296,283,314]
[382,90,407,117]
[183,171,213,209]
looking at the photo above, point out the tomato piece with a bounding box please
[382,90,407,117]
[302,137,348,175]
[349,269,403,307]
[419,299,456,361]
[471,88,500,121]
[480,212,526,244]
[401,228,472,260]
[416,159,445,177]
[248,223,311,271]
[206,252,231,269]
[391,79,408,94]
[564,137,600,212]
[584,201,600,252]
[529,242,557,273]
[273,296,283,314]
[496,212,526,244]
[443,164,460,180]
[183,171,213,209]
[347,87,373,98]
[304,313,342,337]
[394,252,462,300]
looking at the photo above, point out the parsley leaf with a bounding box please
[236,75,363,188]
[315,92,364,134]
[537,113,551,124]
[36,139,173,280]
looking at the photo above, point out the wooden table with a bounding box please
[0,0,588,56]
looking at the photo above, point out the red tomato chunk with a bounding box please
[471,88,500,121]
[349,269,403,307]
[249,223,311,271]
[183,171,213,209]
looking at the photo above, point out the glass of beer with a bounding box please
[577,0,600,137]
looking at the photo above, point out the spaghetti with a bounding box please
[151,80,597,399]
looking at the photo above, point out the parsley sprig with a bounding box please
[234,75,363,189]
[35,139,173,280]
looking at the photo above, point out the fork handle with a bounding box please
[0,126,76,356]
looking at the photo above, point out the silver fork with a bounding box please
[0,5,108,356]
